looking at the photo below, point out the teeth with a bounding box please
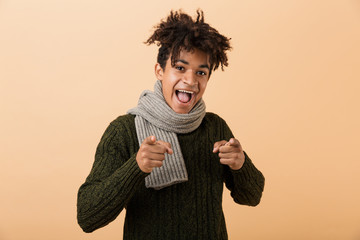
[178,90,194,94]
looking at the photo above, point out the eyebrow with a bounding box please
[176,59,210,70]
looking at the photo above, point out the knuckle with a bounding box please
[157,154,165,161]
[156,161,163,168]
[143,159,149,166]
[161,146,167,153]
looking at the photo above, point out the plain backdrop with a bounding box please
[1,0,359,239]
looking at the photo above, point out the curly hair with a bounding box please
[145,9,232,75]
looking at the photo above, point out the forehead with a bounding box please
[171,48,210,65]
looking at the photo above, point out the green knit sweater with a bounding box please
[77,113,265,239]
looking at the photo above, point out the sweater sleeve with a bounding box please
[77,120,149,233]
[224,151,265,206]
[219,116,265,206]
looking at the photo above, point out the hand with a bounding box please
[136,136,173,173]
[213,138,245,170]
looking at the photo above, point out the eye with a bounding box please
[197,71,206,76]
[175,66,185,71]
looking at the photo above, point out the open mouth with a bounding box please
[176,90,194,103]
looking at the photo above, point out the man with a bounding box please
[77,9,265,239]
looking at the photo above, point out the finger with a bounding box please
[219,144,240,154]
[219,140,242,153]
[219,156,244,170]
[143,159,164,169]
[227,138,241,148]
[146,152,166,161]
[156,140,171,149]
[156,140,173,155]
[218,152,237,159]
[213,140,227,153]
[219,158,234,166]
[148,144,171,155]
[143,135,157,145]
[137,147,165,162]
[149,160,164,168]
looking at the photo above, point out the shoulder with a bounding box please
[204,112,223,120]
[203,112,228,126]
[98,114,138,147]
[109,114,136,129]
[203,112,234,139]
[99,114,137,140]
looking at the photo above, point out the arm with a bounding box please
[77,122,148,233]
[214,116,265,206]
[223,151,265,206]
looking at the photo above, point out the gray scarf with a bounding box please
[127,80,206,190]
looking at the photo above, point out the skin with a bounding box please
[136,48,245,173]
[155,48,210,114]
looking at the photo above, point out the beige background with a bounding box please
[1,0,360,239]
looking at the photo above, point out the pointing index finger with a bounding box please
[143,136,157,145]
[228,138,240,147]
[218,138,243,153]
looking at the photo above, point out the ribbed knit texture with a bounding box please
[127,80,206,189]
[77,113,265,240]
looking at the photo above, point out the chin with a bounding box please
[174,109,190,114]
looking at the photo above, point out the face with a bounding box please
[155,48,210,114]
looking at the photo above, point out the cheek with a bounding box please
[200,80,208,93]
[162,82,173,98]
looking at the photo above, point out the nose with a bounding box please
[183,70,197,86]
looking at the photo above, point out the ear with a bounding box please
[155,63,164,80]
